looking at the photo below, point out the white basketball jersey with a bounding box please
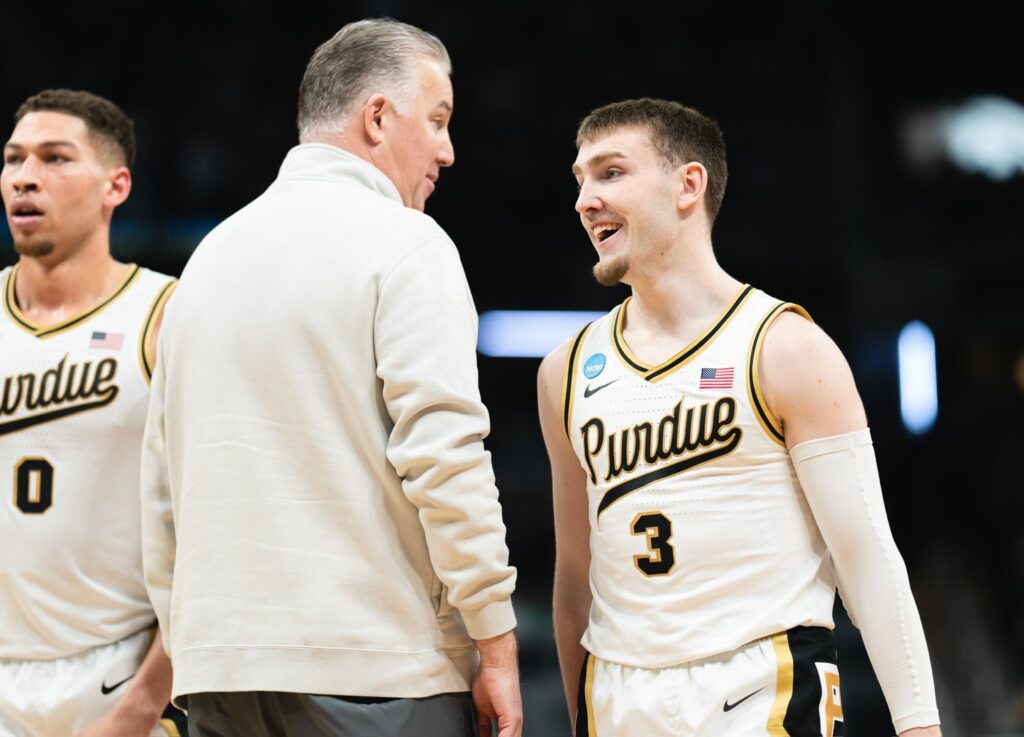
[563,285,836,669]
[0,263,176,659]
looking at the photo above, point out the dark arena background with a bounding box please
[3,2,1022,735]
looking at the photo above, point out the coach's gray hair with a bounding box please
[297,18,451,141]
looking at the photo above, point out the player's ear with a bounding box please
[676,161,708,213]
[103,167,132,209]
[362,94,389,145]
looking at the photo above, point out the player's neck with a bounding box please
[621,246,742,363]
[14,238,130,328]
[629,237,740,326]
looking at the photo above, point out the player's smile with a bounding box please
[591,220,624,251]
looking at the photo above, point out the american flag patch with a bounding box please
[89,331,124,351]
[699,367,734,389]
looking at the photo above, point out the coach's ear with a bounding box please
[362,94,390,145]
[676,161,708,214]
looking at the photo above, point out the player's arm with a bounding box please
[75,628,172,737]
[538,339,592,728]
[760,311,941,737]
[140,309,176,656]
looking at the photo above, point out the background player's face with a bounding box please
[380,58,455,212]
[1,111,125,260]
[573,127,682,286]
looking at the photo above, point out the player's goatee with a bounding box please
[593,254,630,286]
[14,239,55,258]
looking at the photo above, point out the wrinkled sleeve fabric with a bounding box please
[791,428,940,733]
[375,234,517,641]
[140,329,176,655]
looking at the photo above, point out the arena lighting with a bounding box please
[946,96,1024,180]
[898,321,938,435]
[478,310,605,358]
[904,96,1024,181]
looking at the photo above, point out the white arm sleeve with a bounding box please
[790,428,940,734]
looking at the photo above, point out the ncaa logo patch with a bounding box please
[583,353,606,379]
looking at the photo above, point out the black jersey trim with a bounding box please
[746,301,812,446]
[611,285,755,383]
[4,263,142,339]
[562,322,594,439]
[139,279,178,384]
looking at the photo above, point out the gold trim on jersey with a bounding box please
[610,284,755,383]
[2,263,142,339]
[767,631,795,736]
[746,302,813,446]
[139,279,178,384]
[562,321,595,439]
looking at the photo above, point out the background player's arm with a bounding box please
[75,629,173,737]
[760,312,941,737]
[86,301,178,737]
[538,340,592,727]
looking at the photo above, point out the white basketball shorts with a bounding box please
[577,626,844,737]
[0,627,180,737]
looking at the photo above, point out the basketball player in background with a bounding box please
[538,98,941,737]
[0,89,180,737]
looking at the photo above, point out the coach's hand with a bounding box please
[472,629,523,737]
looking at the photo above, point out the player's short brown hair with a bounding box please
[577,98,728,224]
[14,89,136,168]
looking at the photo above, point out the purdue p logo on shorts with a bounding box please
[815,662,844,737]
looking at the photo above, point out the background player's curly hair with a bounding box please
[15,88,136,168]
[577,98,728,224]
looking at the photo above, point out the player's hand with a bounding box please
[898,727,942,737]
[471,630,523,737]
[74,708,158,737]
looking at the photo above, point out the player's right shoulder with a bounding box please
[538,337,574,402]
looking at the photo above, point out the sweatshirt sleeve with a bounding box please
[140,328,176,654]
[374,234,517,640]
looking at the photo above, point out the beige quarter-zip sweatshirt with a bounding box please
[141,144,517,703]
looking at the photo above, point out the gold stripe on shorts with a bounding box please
[767,632,794,736]
[584,653,597,737]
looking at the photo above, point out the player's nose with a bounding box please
[11,156,42,192]
[575,181,601,214]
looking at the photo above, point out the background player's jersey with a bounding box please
[0,264,176,659]
[563,285,836,669]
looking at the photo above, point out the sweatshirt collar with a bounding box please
[277,144,404,205]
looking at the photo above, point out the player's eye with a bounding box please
[602,167,622,180]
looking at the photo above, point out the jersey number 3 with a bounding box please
[631,512,675,576]
[14,458,54,514]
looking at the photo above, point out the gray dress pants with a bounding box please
[186,691,477,737]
